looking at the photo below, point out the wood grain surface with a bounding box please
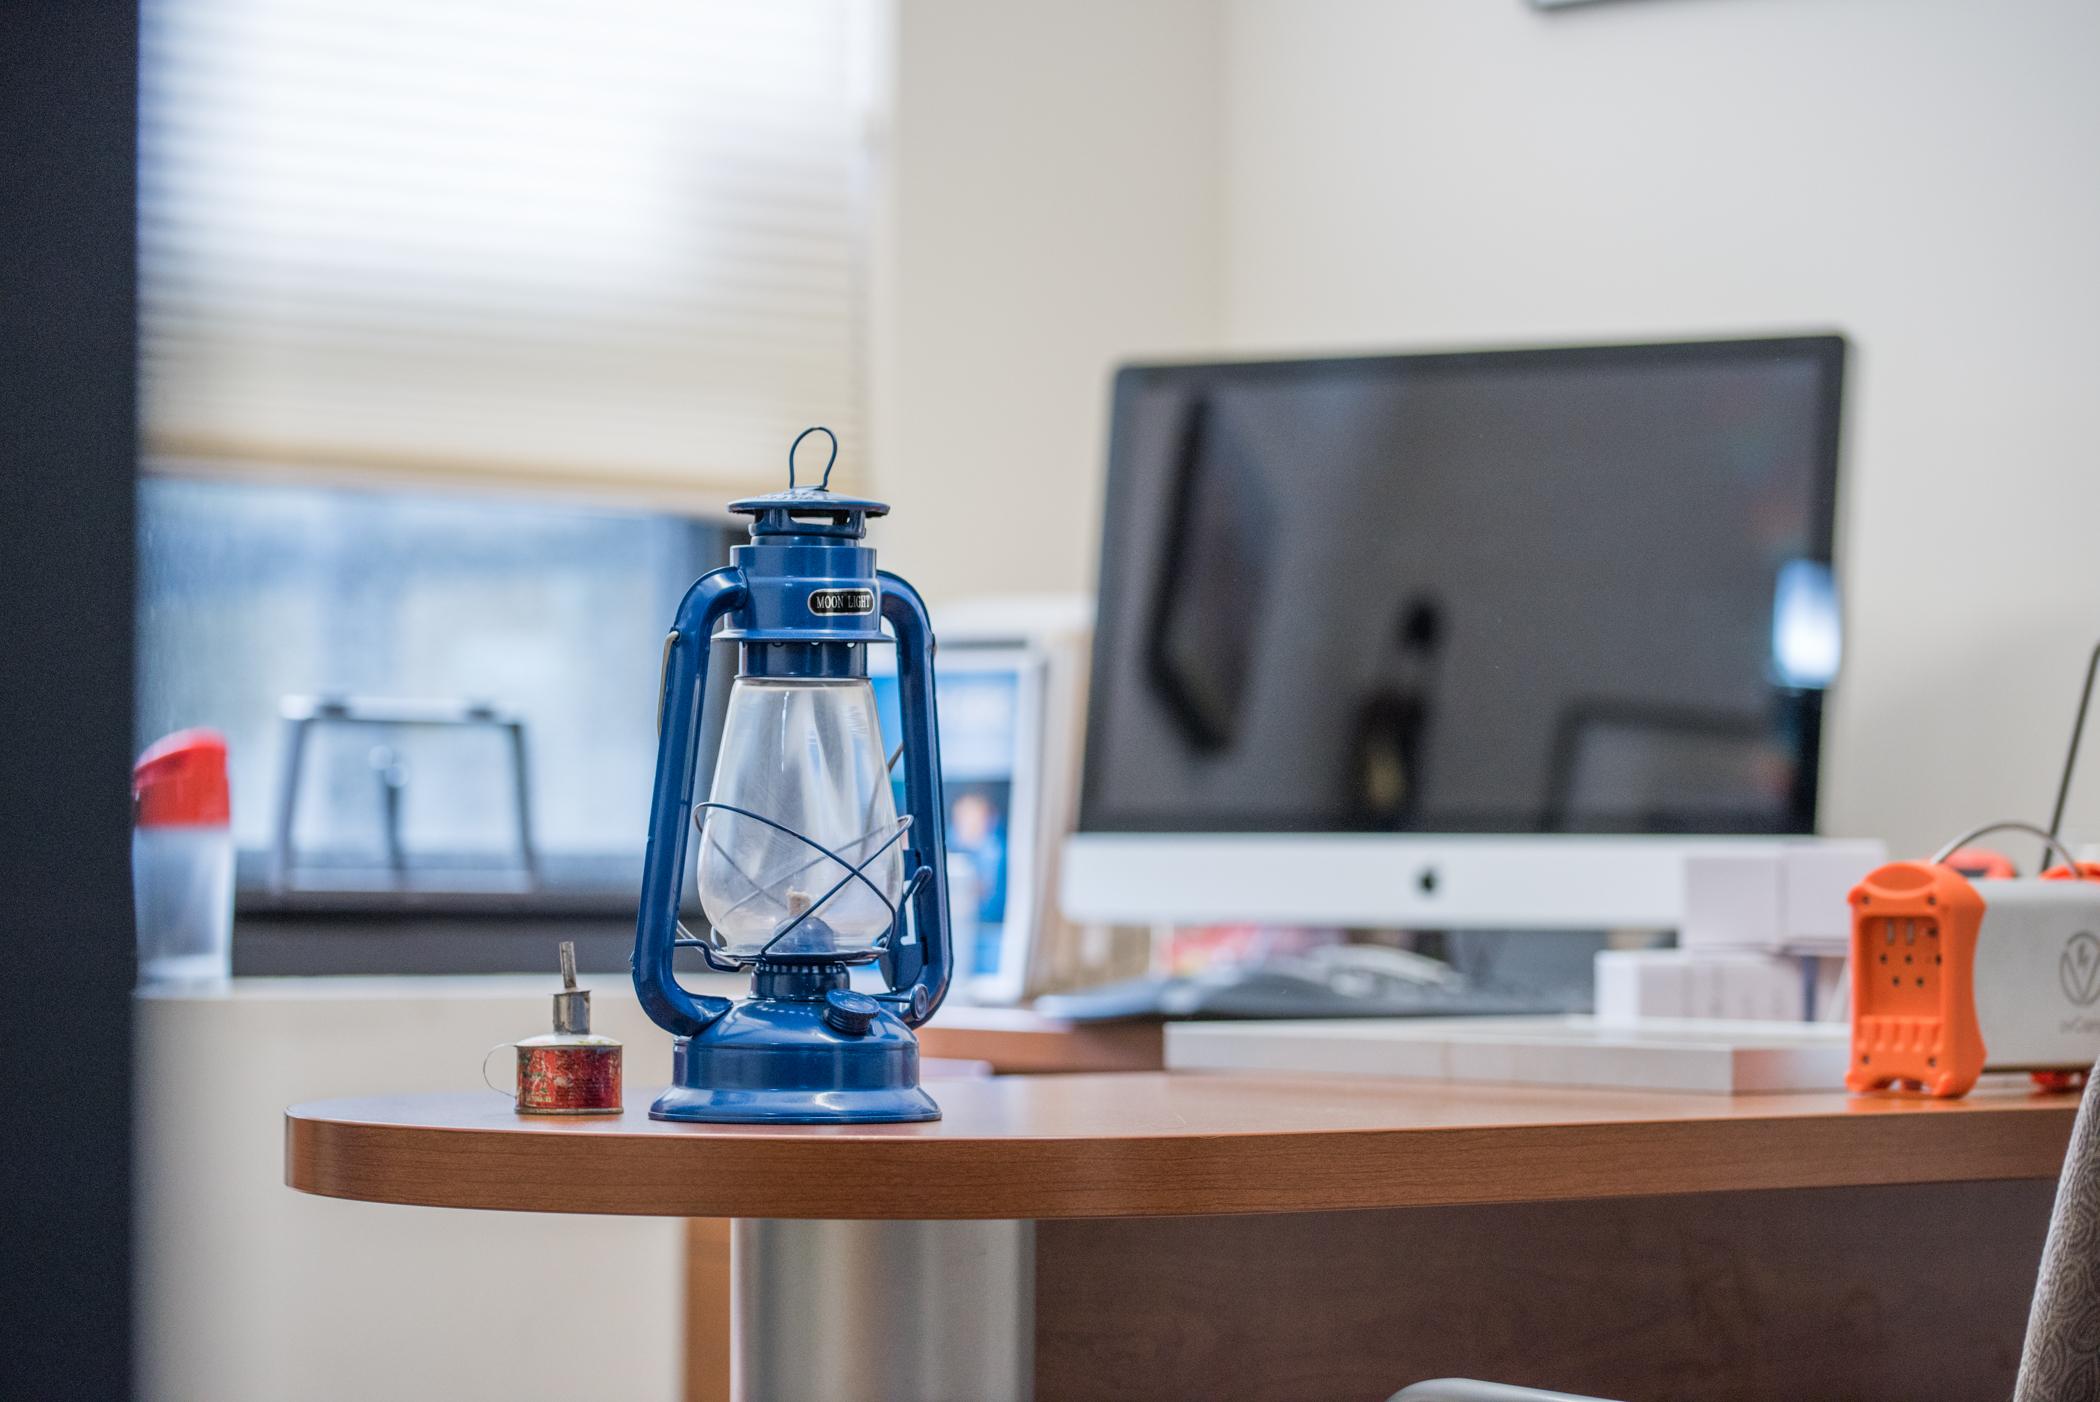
[287,1073,2077,1221]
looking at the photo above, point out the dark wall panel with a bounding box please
[0,3,139,1399]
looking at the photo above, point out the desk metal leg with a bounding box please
[732,1218,1034,1402]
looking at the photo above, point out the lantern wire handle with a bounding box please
[705,744,905,923]
[684,740,911,941]
[787,425,839,492]
[694,806,899,929]
[754,815,913,959]
[672,803,916,964]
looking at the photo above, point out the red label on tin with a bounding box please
[516,1043,622,1113]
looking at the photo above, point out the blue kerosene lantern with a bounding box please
[632,429,951,1123]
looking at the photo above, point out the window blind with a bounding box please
[139,0,873,501]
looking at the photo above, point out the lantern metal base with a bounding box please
[650,993,941,1124]
[651,1079,941,1124]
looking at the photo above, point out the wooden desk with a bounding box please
[288,1073,2076,1401]
[918,1005,1164,1076]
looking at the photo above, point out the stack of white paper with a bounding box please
[1166,1014,1851,1094]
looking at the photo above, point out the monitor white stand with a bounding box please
[1060,832,1808,931]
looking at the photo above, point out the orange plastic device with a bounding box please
[1846,861,1986,1097]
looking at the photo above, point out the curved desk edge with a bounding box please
[285,1074,2079,1221]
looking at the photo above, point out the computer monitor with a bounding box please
[1062,335,1846,930]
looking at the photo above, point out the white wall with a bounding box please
[1217,0,2100,858]
[866,0,1223,605]
[871,0,2100,857]
[136,980,689,1402]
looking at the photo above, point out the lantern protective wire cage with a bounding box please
[676,799,930,984]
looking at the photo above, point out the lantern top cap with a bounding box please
[726,485,889,542]
[726,484,890,519]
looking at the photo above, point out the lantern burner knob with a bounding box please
[823,989,881,1038]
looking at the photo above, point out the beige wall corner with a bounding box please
[866,0,1226,606]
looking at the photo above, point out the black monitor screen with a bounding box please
[1080,336,1844,836]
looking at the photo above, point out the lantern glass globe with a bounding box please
[696,677,905,960]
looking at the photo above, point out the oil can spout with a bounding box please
[552,940,591,1036]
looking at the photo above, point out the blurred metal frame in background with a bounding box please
[270,695,539,895]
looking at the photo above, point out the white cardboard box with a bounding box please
[1594,948,1807,1025]
[1681,838,1885,955]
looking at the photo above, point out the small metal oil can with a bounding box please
[496,942,623,1115]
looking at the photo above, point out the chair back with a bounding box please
[2016,1062,2100,1402]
